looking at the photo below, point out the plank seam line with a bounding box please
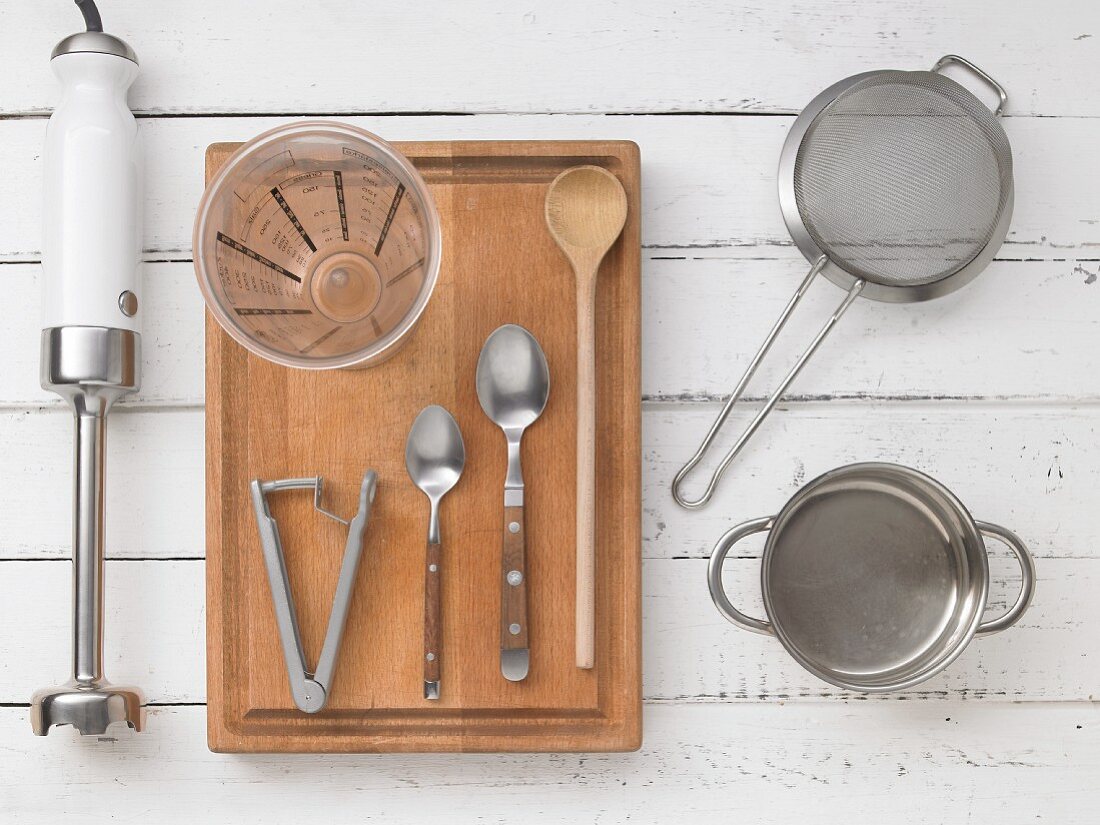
[0,699,1093,709]
[4,395,1100,416]
[1,110,1092,121]
[1,253,1097,266]
[0,551,1087,563]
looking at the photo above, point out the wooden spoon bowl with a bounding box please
[546,165,629,255]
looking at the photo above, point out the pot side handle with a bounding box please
[975,521,1036,636]
[707,517,776,635]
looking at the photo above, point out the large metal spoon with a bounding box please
[545,165,627,670]
[476,324,550,682]
[405,405,465,700]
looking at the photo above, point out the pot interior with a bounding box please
[763,463,987,692]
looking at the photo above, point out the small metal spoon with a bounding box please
[405,405,466,700]
[476,324,550,682]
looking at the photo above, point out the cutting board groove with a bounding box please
[205,139,641,752]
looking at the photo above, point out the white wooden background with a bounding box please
[4,1,1099,822]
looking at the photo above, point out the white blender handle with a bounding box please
[42,49,141,331]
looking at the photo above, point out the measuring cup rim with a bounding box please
[193,120,443,370]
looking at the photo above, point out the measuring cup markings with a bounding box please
[387,257,426,287]
[270,187,317,252]
[375,183,406,255]
[215,232,301,282]
[299,325,343,354]
[219,169,422,348]
[195,123,441,367]
[332,171,350,240]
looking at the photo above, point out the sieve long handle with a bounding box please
[671,257,864,510]
[932,55,1007,116]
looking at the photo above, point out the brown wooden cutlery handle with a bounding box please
[423,542,442,699]
[500,504,529,681]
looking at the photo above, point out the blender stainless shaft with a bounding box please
[30,0,145,736]
[32,329,144,735]
[73,398,108,686]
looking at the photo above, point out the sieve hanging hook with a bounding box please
[931,54,1008,116]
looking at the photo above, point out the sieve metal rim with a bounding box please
[777,69,1014,304]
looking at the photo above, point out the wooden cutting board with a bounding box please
[205,139,641,752]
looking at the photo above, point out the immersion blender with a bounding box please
[30,0,145,736]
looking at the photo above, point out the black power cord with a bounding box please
[74,0,103,32]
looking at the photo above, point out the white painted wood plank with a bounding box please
[647,255,1100,402]
[3,557,1093,704]
[9,1,1099,116]
[1,114,1097,259]
[643,404,1099,561]
[0,263,206,409]
[646,558,1095,702]
[5,703,1097,823]
[0,409,203,559]
[2,255,1097,409]
[7,561,204,705]
[1,405,1093,562]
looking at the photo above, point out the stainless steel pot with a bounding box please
[707,463,1035,692]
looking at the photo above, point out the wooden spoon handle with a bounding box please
[576,269,598,669]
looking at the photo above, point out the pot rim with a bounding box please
[759,462,990,693]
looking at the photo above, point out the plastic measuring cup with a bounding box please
[193,121,441,369]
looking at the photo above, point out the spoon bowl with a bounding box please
[545,165,628,258]
[406,405,466,503]
[476,325,550,431]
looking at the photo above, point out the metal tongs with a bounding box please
[250,471,377,714]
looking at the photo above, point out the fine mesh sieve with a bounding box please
[793,71,1012,288]
[672,55,1014,510]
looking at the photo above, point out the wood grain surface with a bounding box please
[423,541,442,690]
[9,1,1097,117]
[205,140,642,752]
[500,505,530,654]
[8,703,1099,823]
[4,114,1100,264]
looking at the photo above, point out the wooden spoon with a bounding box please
[545,165,628,670]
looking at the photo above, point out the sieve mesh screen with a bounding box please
[793,71,1013,287]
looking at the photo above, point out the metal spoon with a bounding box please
[476,324,550,682]
[405,405,465,700]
